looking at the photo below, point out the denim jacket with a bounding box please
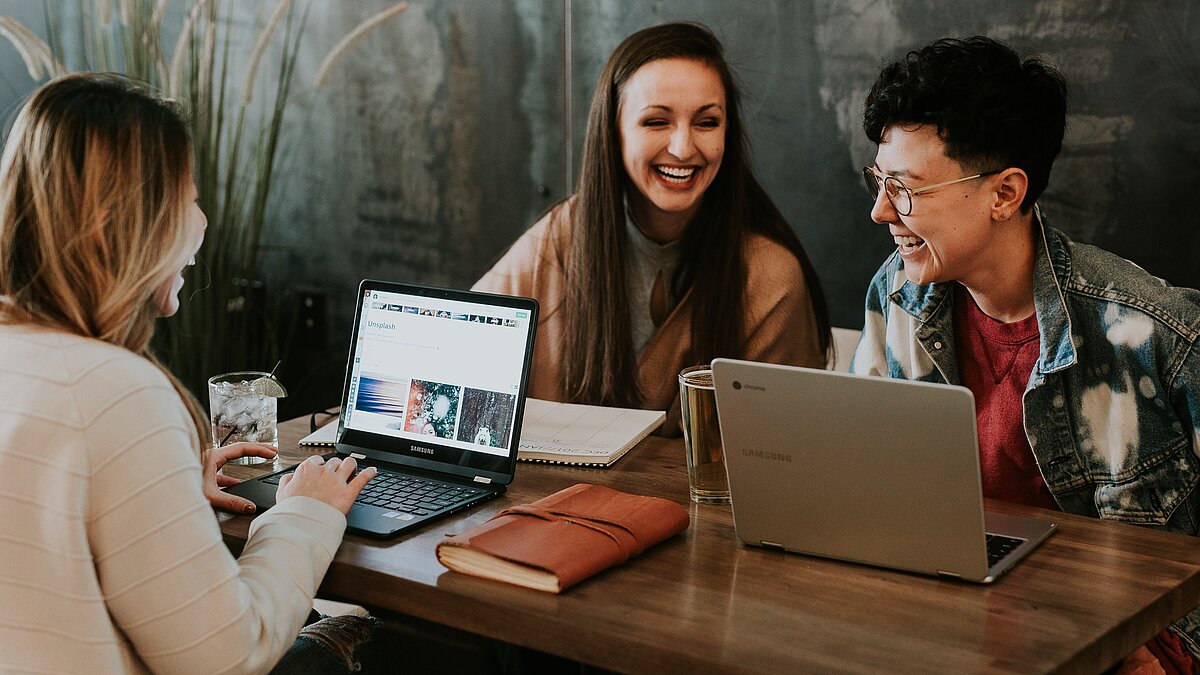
[850,208,1200,654]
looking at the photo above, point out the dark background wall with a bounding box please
[2,0,1199,409]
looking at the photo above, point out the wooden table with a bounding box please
[219,415,1200,674]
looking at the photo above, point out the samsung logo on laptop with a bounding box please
[742,448,792,463]
[410,445,436,455]
[731,380,766,392]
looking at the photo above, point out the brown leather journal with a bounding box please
[435,483,690,592]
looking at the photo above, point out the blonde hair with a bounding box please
[0,72,210,449]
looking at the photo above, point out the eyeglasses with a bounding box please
[862,166,1002,216]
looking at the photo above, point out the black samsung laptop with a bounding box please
[225,279,538,537]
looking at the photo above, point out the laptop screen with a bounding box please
[336,280,537,482]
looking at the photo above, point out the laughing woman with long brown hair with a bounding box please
[475,22,831,431]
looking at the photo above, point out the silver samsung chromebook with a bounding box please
[711,359,1056,583]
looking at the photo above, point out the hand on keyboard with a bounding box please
[350,469,486,517]
[276,455,377,514]
[203,442,278,514]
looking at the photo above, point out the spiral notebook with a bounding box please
[299,420,338,446]
[516,398,664,467]
[300,398,664,467]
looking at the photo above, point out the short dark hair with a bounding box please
[863,36,1067,211]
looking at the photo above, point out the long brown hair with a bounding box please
[0,72,210,448]
[562,22,832,406]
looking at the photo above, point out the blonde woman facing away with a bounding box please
[474,23,831,432]
[0,74,383,673]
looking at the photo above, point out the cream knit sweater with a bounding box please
[0,324,346,674]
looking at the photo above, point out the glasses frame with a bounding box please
[863,166,1003,216]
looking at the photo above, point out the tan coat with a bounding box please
[474,203,826,434]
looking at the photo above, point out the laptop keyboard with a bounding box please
[263,466,487,517]
[985,533,1025,567]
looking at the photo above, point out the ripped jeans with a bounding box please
[270,612,390,674]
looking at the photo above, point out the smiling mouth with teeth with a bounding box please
[655,165,697,184]
[894,235,925,253]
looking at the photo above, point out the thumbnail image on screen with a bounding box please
[404,379,461,439]
[353,374,408,419]
[456,388,517,448]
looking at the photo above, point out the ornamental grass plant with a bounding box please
[0,0,407,401]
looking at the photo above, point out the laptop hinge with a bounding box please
[349,452,366,459]
[936,570,962,579]
[473,476,492,484]
[760,540,785,551]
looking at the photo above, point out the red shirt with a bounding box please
[953,286,1058,511]
[955,286,1194,674]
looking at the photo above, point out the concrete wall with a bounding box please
[2,0,1198,385]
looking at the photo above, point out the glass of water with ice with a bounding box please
[207,371,285,465]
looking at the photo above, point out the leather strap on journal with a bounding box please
[436,483,690,591]
[497,502,645,561]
